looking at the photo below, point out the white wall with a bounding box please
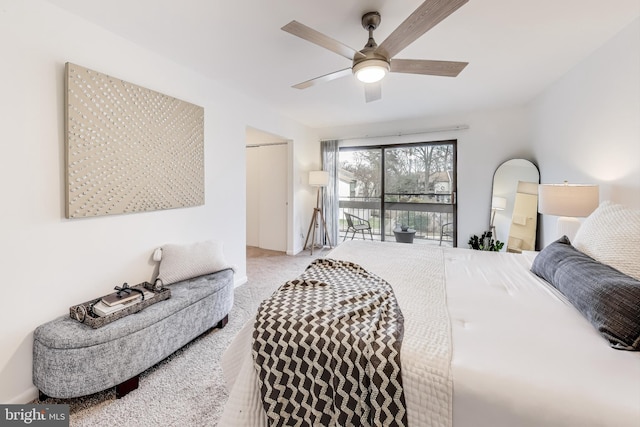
[530,18,640,247]
[0,0,317,403]
[289,140,322,254]
[318,106,534,247]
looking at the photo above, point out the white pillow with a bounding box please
[158,240,231,285]
[573,201,640,281]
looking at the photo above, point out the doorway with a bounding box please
[246,129,289,252]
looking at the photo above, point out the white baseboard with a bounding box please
[233,275,248,288]
[287,246,304,256]
[288,245,332,256]
[8,386,38,404]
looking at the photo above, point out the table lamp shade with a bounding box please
[538,183,599,217]
[309,170,329,187]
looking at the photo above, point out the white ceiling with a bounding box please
[46,0,639,129]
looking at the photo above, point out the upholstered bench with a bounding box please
[33,268,234,399]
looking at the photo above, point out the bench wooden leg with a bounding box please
[116,375,139,399]
[38,390,49,401]
[216,314,229,329]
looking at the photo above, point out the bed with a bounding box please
[220,201,640,426]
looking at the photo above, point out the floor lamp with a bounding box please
[303,171,333,255]
[489,196,507,238]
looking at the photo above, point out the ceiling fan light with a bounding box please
[353,59,389,83]
[356,66,386,83]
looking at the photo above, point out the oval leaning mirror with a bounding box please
[491,159,540,252]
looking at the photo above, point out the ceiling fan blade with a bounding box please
[376,0,469,59]
[364,82,382,103]
[292,68,352,90]
[390,59,468,77]
[282,21,366,61]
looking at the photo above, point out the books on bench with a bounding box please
[101,285,148,306]
[94,289,155,317]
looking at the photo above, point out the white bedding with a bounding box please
[221,240,453,426]
[221,241,640,426]
[446,248,640,427]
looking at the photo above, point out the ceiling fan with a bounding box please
[282,0,469,103]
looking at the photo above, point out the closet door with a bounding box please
[258,144,287,251]
[246,144,287,252]
[246,147,260,247]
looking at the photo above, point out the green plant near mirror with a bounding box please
[468,231,504,251]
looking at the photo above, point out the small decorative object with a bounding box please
[468,230,504,251]
[101,282,146,306]
[401,225,409,231]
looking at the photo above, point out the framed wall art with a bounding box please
[65,62,204,218]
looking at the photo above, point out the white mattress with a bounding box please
[446,248,640,427]
[221,242,640,426]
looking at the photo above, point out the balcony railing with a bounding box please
[338,195,455,246]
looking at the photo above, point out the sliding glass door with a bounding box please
[338,148,382,236]
[339,140,456,246]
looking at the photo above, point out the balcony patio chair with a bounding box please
[343,212,373,241]
[439,222,453,246]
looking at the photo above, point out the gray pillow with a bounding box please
[531,236,640,350]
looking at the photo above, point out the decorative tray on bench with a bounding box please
[70,282,171,329]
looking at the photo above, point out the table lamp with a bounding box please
[538,181,599,241]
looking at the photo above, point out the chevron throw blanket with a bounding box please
[252,258,408,427]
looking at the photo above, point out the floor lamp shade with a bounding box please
[491,196,507,211]
[490,196,507,230]
[309,170,329,187]
[538,182,599,241]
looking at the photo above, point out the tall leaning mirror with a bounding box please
[491,159,540,252]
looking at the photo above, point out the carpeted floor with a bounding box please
[42,246,329,427]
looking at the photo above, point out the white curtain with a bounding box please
[321,140,339,245]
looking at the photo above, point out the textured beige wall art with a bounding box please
[65,63,204,218]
